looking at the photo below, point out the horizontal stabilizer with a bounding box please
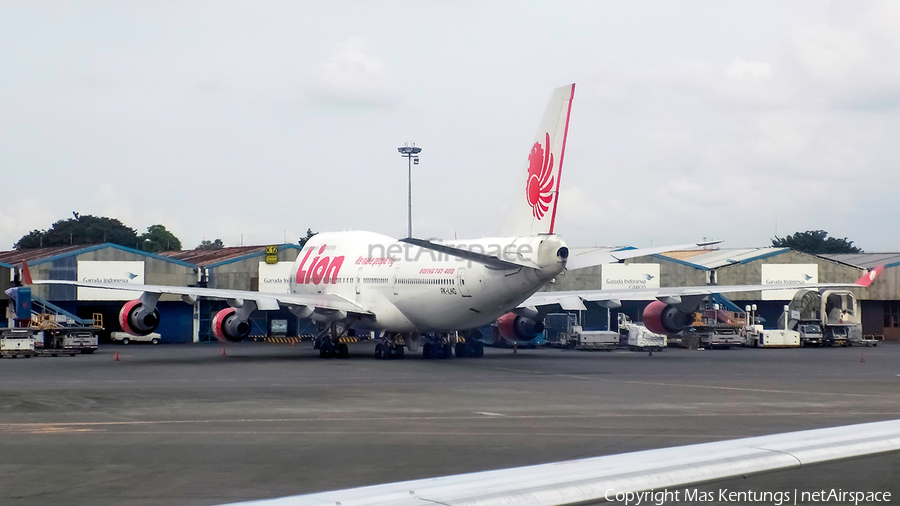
[399,238,535,270]
[567,240,722,271]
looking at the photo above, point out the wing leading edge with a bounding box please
[218,419,900,506]
[29,280,371,315]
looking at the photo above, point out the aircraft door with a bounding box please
[355,267,362,298]
[393,266,400,296]
[457,268,471,297]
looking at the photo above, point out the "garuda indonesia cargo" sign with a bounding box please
[601,264,660,290]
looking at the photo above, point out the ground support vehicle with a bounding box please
[36,329,98,356]
[625,324,666,351]
[798,323,824,347]
[1,328,37,358]
[30,313,99,355]
[743,325,800,348]
[782,289,861,347]
[110,331,160,346]
[849,334,880,347]
[617,314,665,351]
[544,313,578,348]
[561,326,618,350]
[691,308,746,349]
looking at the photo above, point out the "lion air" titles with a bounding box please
[295,244,345,285]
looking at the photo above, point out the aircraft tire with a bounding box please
[474,343,484,357]
[393,345,404,360]
[337,343,349,359]
[455,343,468,358]
[320,342,335,359]
[423,343,433,359]
[442,343,453,359]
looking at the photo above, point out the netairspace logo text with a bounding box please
[605,488,892,505]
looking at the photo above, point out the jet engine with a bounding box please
[118,299,160,336]
[642,300,694,335]
[212,307,251,342]
[496,312,545,343]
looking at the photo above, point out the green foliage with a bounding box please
[197,239,225,250]
[771,230,862,254]
[138,224,182,253]
[15,215,140,250]
[298,228,317,248]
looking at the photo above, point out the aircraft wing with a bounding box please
[566,240,721,270]
[29,280,371,314]
[523,266,883,310]
[218,418,900,506]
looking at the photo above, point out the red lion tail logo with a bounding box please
[525,132,554,220]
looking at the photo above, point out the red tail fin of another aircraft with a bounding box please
[21,261,33,285]
[855,265,883,287]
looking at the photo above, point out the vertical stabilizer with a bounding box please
[502,83,575,237]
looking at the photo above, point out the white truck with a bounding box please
[797,323,824,347]
[110,331,161,345]
[1,328,37,358]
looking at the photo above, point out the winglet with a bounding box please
[21,261,33,285]
[855,265,883,287]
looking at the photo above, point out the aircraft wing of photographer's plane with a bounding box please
[218,419,900,506]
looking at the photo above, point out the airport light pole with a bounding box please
[398,144,422,238]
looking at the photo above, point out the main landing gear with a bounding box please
[313,322,350,359]
[421,332,484,360]
[374,332,414,360]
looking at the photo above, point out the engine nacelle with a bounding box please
[118,299,160,336]
[643,300,694,335]
[496,312,545,343]
[212,307,251,342]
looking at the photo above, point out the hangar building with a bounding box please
[1,243,301,343]
[3,243,900,341]
[548,247,897,340]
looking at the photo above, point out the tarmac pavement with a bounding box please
[1,341,899,506]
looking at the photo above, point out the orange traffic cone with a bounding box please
[860,354,866,363]
[222,347,227,357]
[114,351,119,361]
[513,343,518,355]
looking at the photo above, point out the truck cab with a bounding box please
[824,326,849,347]
[798,323,823,347]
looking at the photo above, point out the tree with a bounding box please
[298,229,317,248]
[197,239,225,250]
[138,224,182,253]
[15,214,140,250]
[771,230,862,254]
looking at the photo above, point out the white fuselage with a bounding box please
[289,231,567,332]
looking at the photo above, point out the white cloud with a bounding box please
[312,38,392,106]
[791,24,867,80]
[727,59,773,81]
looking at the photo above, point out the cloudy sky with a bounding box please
[2,1,899,252]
